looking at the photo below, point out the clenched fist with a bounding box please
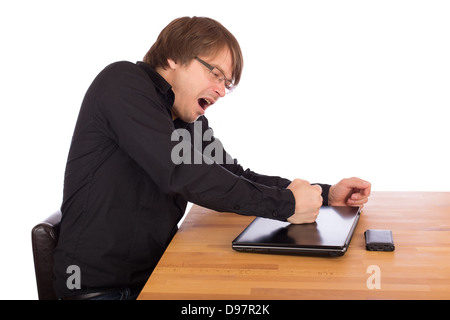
[286,179,323,224]
[328,177,371,207]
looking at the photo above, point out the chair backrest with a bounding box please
[31,210,62,300]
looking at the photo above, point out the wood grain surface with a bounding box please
[138,192,450,300]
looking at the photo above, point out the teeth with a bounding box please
[204,98,211,105]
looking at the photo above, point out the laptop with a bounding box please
[232,206,361,257]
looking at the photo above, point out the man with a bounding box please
[54,16,371,300]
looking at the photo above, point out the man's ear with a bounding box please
[167,58,177,70]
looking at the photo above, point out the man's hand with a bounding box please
[286,179,323,224]
[328,177,371,207]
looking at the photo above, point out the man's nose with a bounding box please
[214,81,226,98]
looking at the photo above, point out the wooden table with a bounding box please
[138,192,450,300]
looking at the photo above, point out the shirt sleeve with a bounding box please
[193,116,332,206]
[91,62,296,221]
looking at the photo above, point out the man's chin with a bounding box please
[171,107,202,123]
[185,112,202,123]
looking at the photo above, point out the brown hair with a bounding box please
[143,16,243,86]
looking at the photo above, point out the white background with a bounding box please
[1,0,449,299]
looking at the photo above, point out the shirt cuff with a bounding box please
[257,187,296,221]
[312,183,331,206]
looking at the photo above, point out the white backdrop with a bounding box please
[1,0,449,299]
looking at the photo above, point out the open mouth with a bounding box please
[198,98,213,111]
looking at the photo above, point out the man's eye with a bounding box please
[211,69,221,78]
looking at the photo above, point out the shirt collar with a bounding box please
[136,61,190,128]
[136,61,175,107]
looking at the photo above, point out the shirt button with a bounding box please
[272,210,279,217]
[234,205,240,211]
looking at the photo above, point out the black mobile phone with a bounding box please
[364,229,395,251]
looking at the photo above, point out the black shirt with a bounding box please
[53,61,330,298]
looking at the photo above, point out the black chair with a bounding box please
[31,210,62,300]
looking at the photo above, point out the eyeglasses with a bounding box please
[195,57,235,93]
